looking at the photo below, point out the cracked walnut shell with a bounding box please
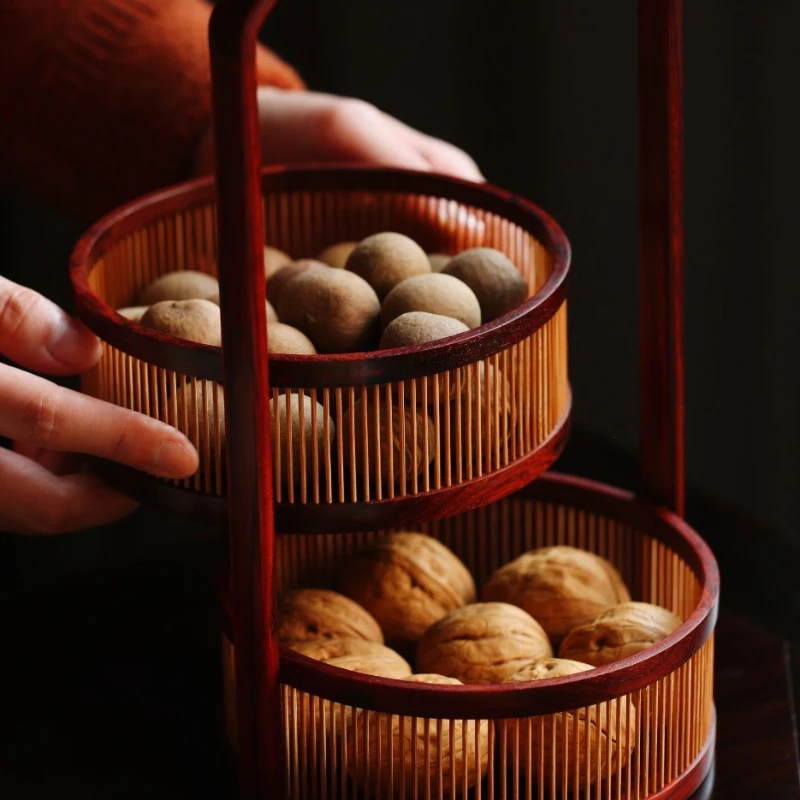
[481,546,631,646]
[223,638,411,754]
[558,602,682,666]
[340,532,476,649]
[347,675,491,797]
[499,658,636,788]
[416,602,553,684]
[291,638,412,678]
[277,588,383,646]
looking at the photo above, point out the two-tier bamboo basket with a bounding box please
[69,0,718,798]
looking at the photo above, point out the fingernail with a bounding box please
[153,439,198,478]
[49,317,102,369]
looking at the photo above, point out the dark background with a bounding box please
[1,1,798,614]
[1,3,799,797]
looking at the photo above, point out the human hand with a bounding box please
[194,88,483,181]
[0,277,199,534]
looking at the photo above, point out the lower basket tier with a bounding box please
[218,473,719,799]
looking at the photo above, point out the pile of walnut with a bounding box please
[274,535,682,792]
[117,235,528,487]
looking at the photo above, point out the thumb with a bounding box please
[0,277,102,376]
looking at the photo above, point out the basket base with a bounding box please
[220,713,716,799]
[88,402,570,533]
[649,712,716,800]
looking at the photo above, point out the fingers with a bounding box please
[383,115,484,181]
[307,98,434,171]
[13,442,81,476]
[196,88,485,184]
[0,363,199,479]
[0,276,102,375]
[0,447,139,535]
[253,89,433,172]
[408,133,485,182]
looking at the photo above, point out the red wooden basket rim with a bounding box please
[69,165,571,387]
[217,472,720,718]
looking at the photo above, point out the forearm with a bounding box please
[0,0,303,222]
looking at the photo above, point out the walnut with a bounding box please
[416,602,553,684]
[277,588,384,646]
[291,638,412,679]
[481,546,631,646]
[347,674,491,796]
[559,602,682,666]
[499,658,636,788]
[222,637,411,756]
[340,532,476,650]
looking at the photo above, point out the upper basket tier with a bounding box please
[70,167,571,533]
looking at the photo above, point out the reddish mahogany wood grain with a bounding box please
[638,0,685,515]
[85,401,570,534]
[69,166,570,386]
[208,2,282,798]
[216,472,719,719]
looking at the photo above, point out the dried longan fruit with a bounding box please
[444,247,528,322]
[381,273,481,330]
[346,232,431,301]
[277,268,380,353]
[267,322,317,355]
[316,241,358,269]
[140,298,221,346]
[138,270,219,305]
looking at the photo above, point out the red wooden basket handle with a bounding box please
[207,0,686,796]
[638,0,685,515]
[208,2,281,798]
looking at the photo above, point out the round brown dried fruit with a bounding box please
[138,270,219,305]
[346,232,431,301]
[317,241,358,269]
[173,381,226,452]
[427,253,452,272]
[140,298,222,346]
[276,268,381,353]
[500,658,636,787]
[443,247,528,322]
[340,532,476,649]
[381,273,482,330]
[277,588,383,645]
[263,245,293,279]
[558,601,682,666]
[481,546,631,646]
[266,322,317,355]
[348,674,490,796]
[266,259,327,307]
[206,290,278,324]
[269,393,335,486]
[379,311,468,350]
[116,305,149,322]
[416,602,553,684]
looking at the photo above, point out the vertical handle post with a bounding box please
[209,2,283,798]
[638,0,685,515]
